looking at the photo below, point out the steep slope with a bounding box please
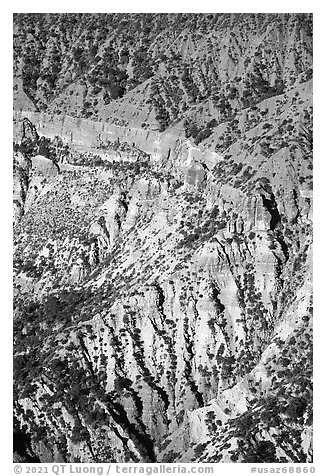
[13,13,313,464]
[14,14,312,130]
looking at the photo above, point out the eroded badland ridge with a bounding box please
[13,13,313,463]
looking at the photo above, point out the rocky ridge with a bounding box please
[13,13,312,464]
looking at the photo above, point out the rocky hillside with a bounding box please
[13,13,313,463]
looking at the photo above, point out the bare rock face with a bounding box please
[13,13,312,465]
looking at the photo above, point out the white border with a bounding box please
[2,3,325,475]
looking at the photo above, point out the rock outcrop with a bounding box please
[13,13,313,464]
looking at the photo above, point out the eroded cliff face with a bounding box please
[13,12,312,465]
[13,101,312,464]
